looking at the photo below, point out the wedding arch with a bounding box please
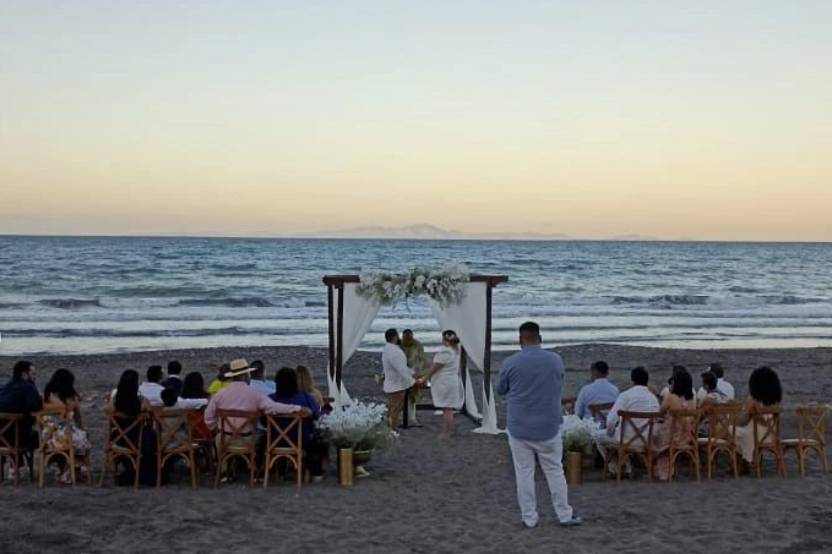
[322,269,508,435]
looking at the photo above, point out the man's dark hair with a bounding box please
[147,365,163,383]
[385,328,399,343]
[701,371,717,392]
[402,329,413,336]
[251,360,265,380]
[631,366,649,387]
[709,363,724,379]
[591,361,609,376]
[518,321,540,338]
[167,360,182,376]
[12,360,34,381]
[161,387,178,407]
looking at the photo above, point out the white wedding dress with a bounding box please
[430,346,464,410]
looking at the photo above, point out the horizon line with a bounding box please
[1,232,831,245]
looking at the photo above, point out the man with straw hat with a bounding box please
[205,358,308,436]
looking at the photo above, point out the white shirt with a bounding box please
[606,385,660,439]
[696,378,735,402]
[382,342,415,393]
[171,397,209,410]
[139,382,165,406]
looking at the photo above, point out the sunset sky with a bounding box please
[2,1,830,241]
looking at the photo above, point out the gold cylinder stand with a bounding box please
[338,448,355,486]
[566,450,582,485]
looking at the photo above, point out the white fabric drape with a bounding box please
[328,283,382,407]
[429,282,503,434]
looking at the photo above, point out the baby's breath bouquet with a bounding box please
[357,265,470,307]
[561,415,600,454]
[318,400,392,451]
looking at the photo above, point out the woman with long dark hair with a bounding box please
[270,367,325,479]
[109,369,156,486]
[180,371,212,441]
[735,366,783,465]
[651,368,697,480]
[42,368,91,483]
[417,330,464,437]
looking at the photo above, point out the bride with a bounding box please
[417,330,464,437]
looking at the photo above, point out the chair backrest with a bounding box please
[561,397,577,415]
[704,402,741,443]
[796,404,827,446]
[153,409,195,452]
[618,410,660,450]
[105,410,146,454]
[264,414,304,453]
[752,405,782,448]
[0,413,22,452]
[215,409,259,447]
[668,408,701,449]
[35,407,74,452]
[589,402,615,424]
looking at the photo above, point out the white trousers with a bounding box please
[508,431,574,527]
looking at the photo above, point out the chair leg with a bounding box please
[249,455,256,487]
[133,458,140,490]
[821,447,829,473]
[798,448,806,478]
[156,453,163,488]
[214,454,223,488]
[190,451,198,489]
[263,455,270,489]
[296,455,302,493]
[38,452,45,488]
[98,454,108,487]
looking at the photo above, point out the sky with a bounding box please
[1,1,831,241]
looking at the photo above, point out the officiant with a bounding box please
[401,329,427,426]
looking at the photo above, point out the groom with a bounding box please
[497,321,582,529]
[381,328,416,430]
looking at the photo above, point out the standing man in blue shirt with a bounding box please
[497,321,582,529]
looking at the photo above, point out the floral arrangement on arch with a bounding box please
[318,400,392,451]
[561,415,601,454]
[356,265,471,307]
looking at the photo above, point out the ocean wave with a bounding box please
[761,295,825,305]
[3,326,308,338]
[608,295,710,306]
[178,297,276,308]
[38,298,103,309]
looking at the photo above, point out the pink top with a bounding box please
[205,382,301,434]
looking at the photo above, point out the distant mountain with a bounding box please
[304,223,573,241]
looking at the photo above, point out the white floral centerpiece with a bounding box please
[318,400,392,451]
[356,265,470,307]
[561,414,600,454]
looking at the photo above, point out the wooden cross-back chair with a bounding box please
[35,407,92,487]
[214,409,259,488]
[698,402,741,479]
[153,409,198,488]
[782,405,828,478]
[588,402,615,427]
[99,411,147,489]
[561,397,577,416]
[666,409,701,482]
[752,405,785,479]
[608,410,661,481]
[0,413,34,485]
[263,413,305,491]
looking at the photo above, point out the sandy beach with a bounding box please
[1,344,830,554]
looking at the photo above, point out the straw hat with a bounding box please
[225,358,254,378]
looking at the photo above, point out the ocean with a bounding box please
[1,236,831,355]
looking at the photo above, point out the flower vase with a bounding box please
[566,450,582,485]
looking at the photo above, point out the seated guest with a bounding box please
[270,367,326,479]
[207,363,230,395]
[159,388,191,453]
[697,371,728,407]
[708,364,736,400]
[652,369,697,480]
[0,361,43,468]
[659,365,688,402]
[42,368,91,482]
[599,367,660,474]
[735,366,782,468]
[204,359,305,437]
[139,365,165,406]
[249,360,275,396]
[574,361,619,420]
[111,369,156,486]
[180,372,212,442]
[296,365,324,408]
[162,360,184,397]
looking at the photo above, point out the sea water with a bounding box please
[1,236,831,355]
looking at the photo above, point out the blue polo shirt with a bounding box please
[497,345,565,441]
